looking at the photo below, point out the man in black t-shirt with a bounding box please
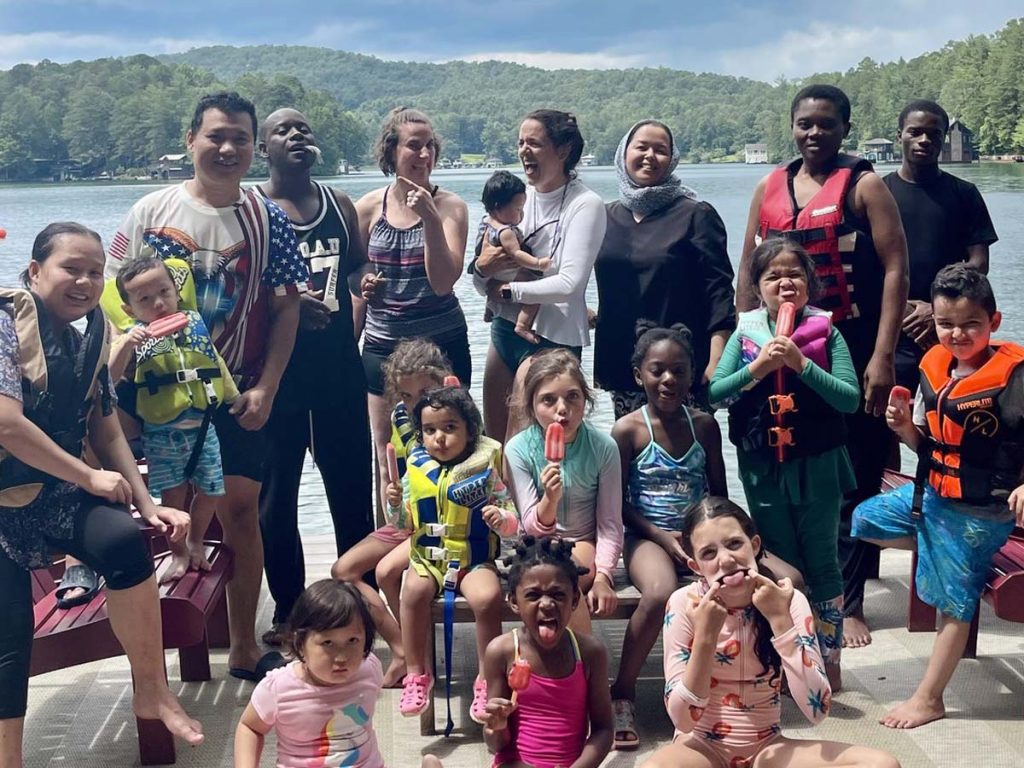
[885,99,998,392]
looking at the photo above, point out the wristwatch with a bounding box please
[500,286,513,301]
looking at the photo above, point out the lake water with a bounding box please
[2,163,1023,535]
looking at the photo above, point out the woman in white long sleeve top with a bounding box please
[473,109,606,439]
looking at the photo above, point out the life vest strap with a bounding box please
[422,545,451,562]
[766,223,853,245]
[141,366,221,394]
[423,522,467,538]
[442,559,460,737]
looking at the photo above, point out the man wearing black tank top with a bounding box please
[256,108,380,640]
[885,99,997,394]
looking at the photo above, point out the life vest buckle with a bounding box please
[175,368,200,384]
[202,378,219,405]
[442,560,460,591]
[768,393,798,415]
[423,545,450,562]
[424,523,449,537]
[768,427,795,448]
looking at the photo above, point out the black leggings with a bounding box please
[259,406,374,625]
[0,500,153,719]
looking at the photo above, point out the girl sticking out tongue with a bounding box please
[444,535,613,768]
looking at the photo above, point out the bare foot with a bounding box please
[515,325,540,344]
[159,547,190,585]
[843,613,872,648]
[133,684,204,746]
[382,656,407,688]
[880,695,945,729]
[187,541,213,572]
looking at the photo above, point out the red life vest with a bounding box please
[918,341,1024,504]
[758,154,875,323]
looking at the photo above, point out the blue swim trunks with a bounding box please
[142,420,226,498]
[852,483,1014,622]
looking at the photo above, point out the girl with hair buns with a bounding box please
[594,120,735,419]
[423,535,614,768]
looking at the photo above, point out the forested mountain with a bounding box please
[1,18,1022,181]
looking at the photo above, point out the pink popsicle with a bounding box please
[545,422,565,462]
[147,312,188,338]
[889,385,912,409]
[385,443,399,485]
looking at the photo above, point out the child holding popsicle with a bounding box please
[332,339,454,687]
[423,535,614,768]
[708,238,860,688]
[394,383,518,728]
[109,254,238,582]
[505,349,623,633]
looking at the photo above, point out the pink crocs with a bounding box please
[470,676,489,724]
[399,672,434,717]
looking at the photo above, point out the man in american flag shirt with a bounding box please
[106,91,310,682]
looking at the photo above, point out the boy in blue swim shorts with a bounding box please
[110,255,238,582]
[853,263,1024,730]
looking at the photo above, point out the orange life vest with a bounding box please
[918,341,1024,504]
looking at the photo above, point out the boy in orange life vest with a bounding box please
[853,264,1024,730]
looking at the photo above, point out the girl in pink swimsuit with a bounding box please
[423,535,613,768]
[642,498,900,768]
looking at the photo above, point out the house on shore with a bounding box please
[744,143,769,164]
[862,138,894,163]
[153,153,191,180]
[941,119,976,163]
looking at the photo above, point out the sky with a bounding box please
[1,1,1020,80]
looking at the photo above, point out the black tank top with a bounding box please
[255,181,366,410]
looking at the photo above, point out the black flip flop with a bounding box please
[55,564,102,609]
[229,651,286,682]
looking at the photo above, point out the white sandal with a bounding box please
[612,698,639,749]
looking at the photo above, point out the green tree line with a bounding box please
[1,17,1022,181]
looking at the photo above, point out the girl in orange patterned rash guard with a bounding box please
[640,497,900,768]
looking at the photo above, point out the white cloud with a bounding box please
[0,31,221,69]
[300,21,380,49]
[451,49,650,70]
[712,16,999,81]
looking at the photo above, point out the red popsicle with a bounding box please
[443,375,461,387]
[507,657,532,705]
[545,422,565,462]
[888,385,912,410]
[385,443,400,485]
[776,301,797,337]
[147,311,188,338]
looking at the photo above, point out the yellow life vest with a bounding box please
[134,310,236,425]
[0,289,111,507]
[406,435,506,572]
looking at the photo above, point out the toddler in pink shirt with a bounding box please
[235,581,384,768]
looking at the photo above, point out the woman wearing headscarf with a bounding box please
[594,120,736,419]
